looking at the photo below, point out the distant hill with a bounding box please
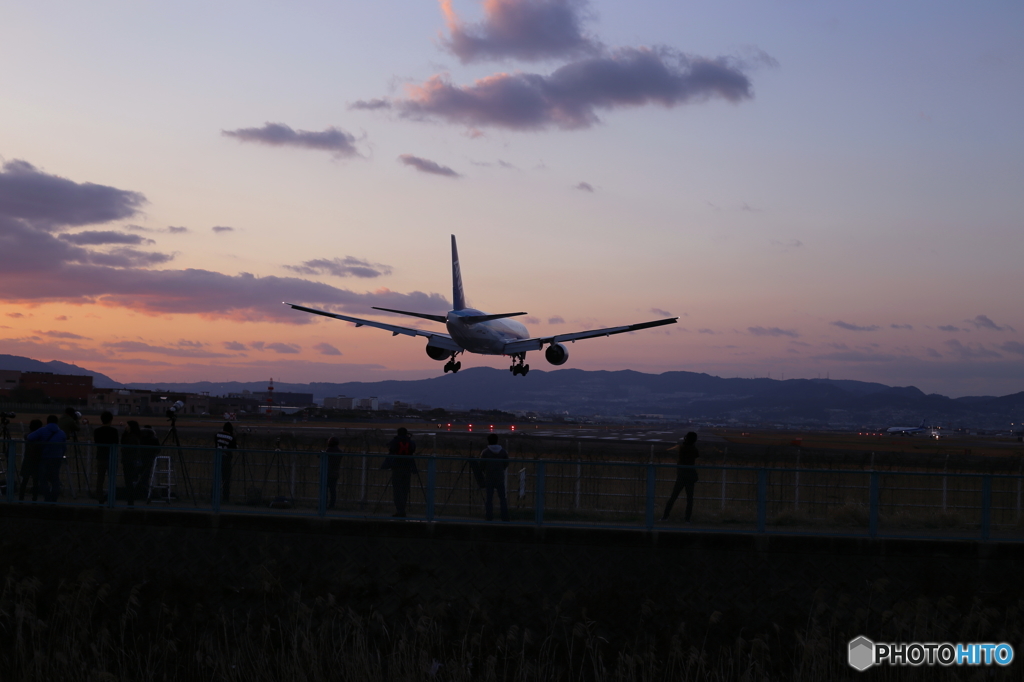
[0,354,120,388]
[2,354,1020,427]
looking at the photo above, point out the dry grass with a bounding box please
[3,568,1022,681]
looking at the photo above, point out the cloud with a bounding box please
[926,347,942,359]
[1001,341,1024,357]
[969,314,1014,332]
[128,224,189,234]
[769,239,802,250]
[748,326,799,338]
[223,341,247,351]
[6,312,25,318]
[222,123,360,157]
[890,323,913,330]
[548,316,565,324]
[211,226,234,233]
[575,181,594,192]
[55,316,68,321]
[61,230,154,246]
[250,341,265,351]
[34,330,90,340]
[398,154,461,177]
[266,342,301,354]
[103,340,233,358]
[314,342,342,356]
[831,320,880,332]
[393,47,751,131]
[944,339,1002,361]
[650,307,672,317]
[0,159,145,230]
[439,0,598,63]
[938,325,964,332]
[812,350,898,363]
[0,160,451,323]
[523,316,539,324]
[698,328,715,335]
[285,256,393,279]
[350,98,391,111]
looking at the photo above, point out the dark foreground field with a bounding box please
[2,504,1023,681]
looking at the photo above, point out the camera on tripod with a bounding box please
[0,412,15,420]
[165,401,185,420]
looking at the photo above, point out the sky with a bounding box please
[1,0,1023,397]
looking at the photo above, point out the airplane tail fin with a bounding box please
[451,234,466,311]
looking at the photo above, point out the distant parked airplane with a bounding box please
[286,235,677,376]
[886,420,927,435]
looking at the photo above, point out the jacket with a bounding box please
[26,423,67,459]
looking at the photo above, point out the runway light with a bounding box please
[511,425,516,431]
[489,424,494,430]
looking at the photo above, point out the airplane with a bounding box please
[285,235,677,376]
[886,420,927,435]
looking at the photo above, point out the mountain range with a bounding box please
[2,354,1021,427]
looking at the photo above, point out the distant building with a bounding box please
[89,388,152,415]
[355,397,379,411]
[0,370,20,395]
[253,391,313,406]
[324,395,355,410]
[20,371,93,402]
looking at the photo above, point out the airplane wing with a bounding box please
[284,303,463,352]
[502,317,678,354]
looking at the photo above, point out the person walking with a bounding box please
[26,415,67,502]
[215,422,237,503]
[92,411,119,503]
[382,427,417,517]
[661,431,699,523]
[19,419,44,501]
[479,434,510,522]
[325,436,342,509]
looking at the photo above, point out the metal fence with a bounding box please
[3,439,1022,541]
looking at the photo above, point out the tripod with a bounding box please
[437,458,483,517]
[161,413,197,505]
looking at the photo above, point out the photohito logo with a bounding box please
[848,636,1014,670]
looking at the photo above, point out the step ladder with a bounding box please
[147,455,175,503]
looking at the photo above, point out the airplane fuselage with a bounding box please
[446,308,530,355]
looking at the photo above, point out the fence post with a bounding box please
[756,469,767,533]
[212,448,222,512]
[318,453,328,517]
[645,463,656,530]
[721,447,727,511]
[869,472,879,538]
[360,455,367,507]
[981,475,992,542]
[794,449,801,512]
[426,457,436,521]
[534,461,546,526]
[6,441,15,503]
[106,444,119,508]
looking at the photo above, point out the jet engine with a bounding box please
[545,342,569,366]
[426,344,450,361]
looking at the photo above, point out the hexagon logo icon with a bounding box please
[848,636,875,671]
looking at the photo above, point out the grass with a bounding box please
[3,567,1022,681]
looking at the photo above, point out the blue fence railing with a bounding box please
[2,439,1021,540]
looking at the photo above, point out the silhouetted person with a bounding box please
[121,421,143,506]
[19,419,44,501]
[58,407,80,442]
[662,432,699,522]
[382,427,416,517]
[325,436,342,509]
[480,434,510,522]
[26,415,67,502]
[216,422,236,503]
[92,411,119,503]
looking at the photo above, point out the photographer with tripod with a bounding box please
[382,427,417,518]
[92,411,119,503]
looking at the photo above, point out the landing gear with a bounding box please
[509,354,529,376]
[443,353,463,374]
